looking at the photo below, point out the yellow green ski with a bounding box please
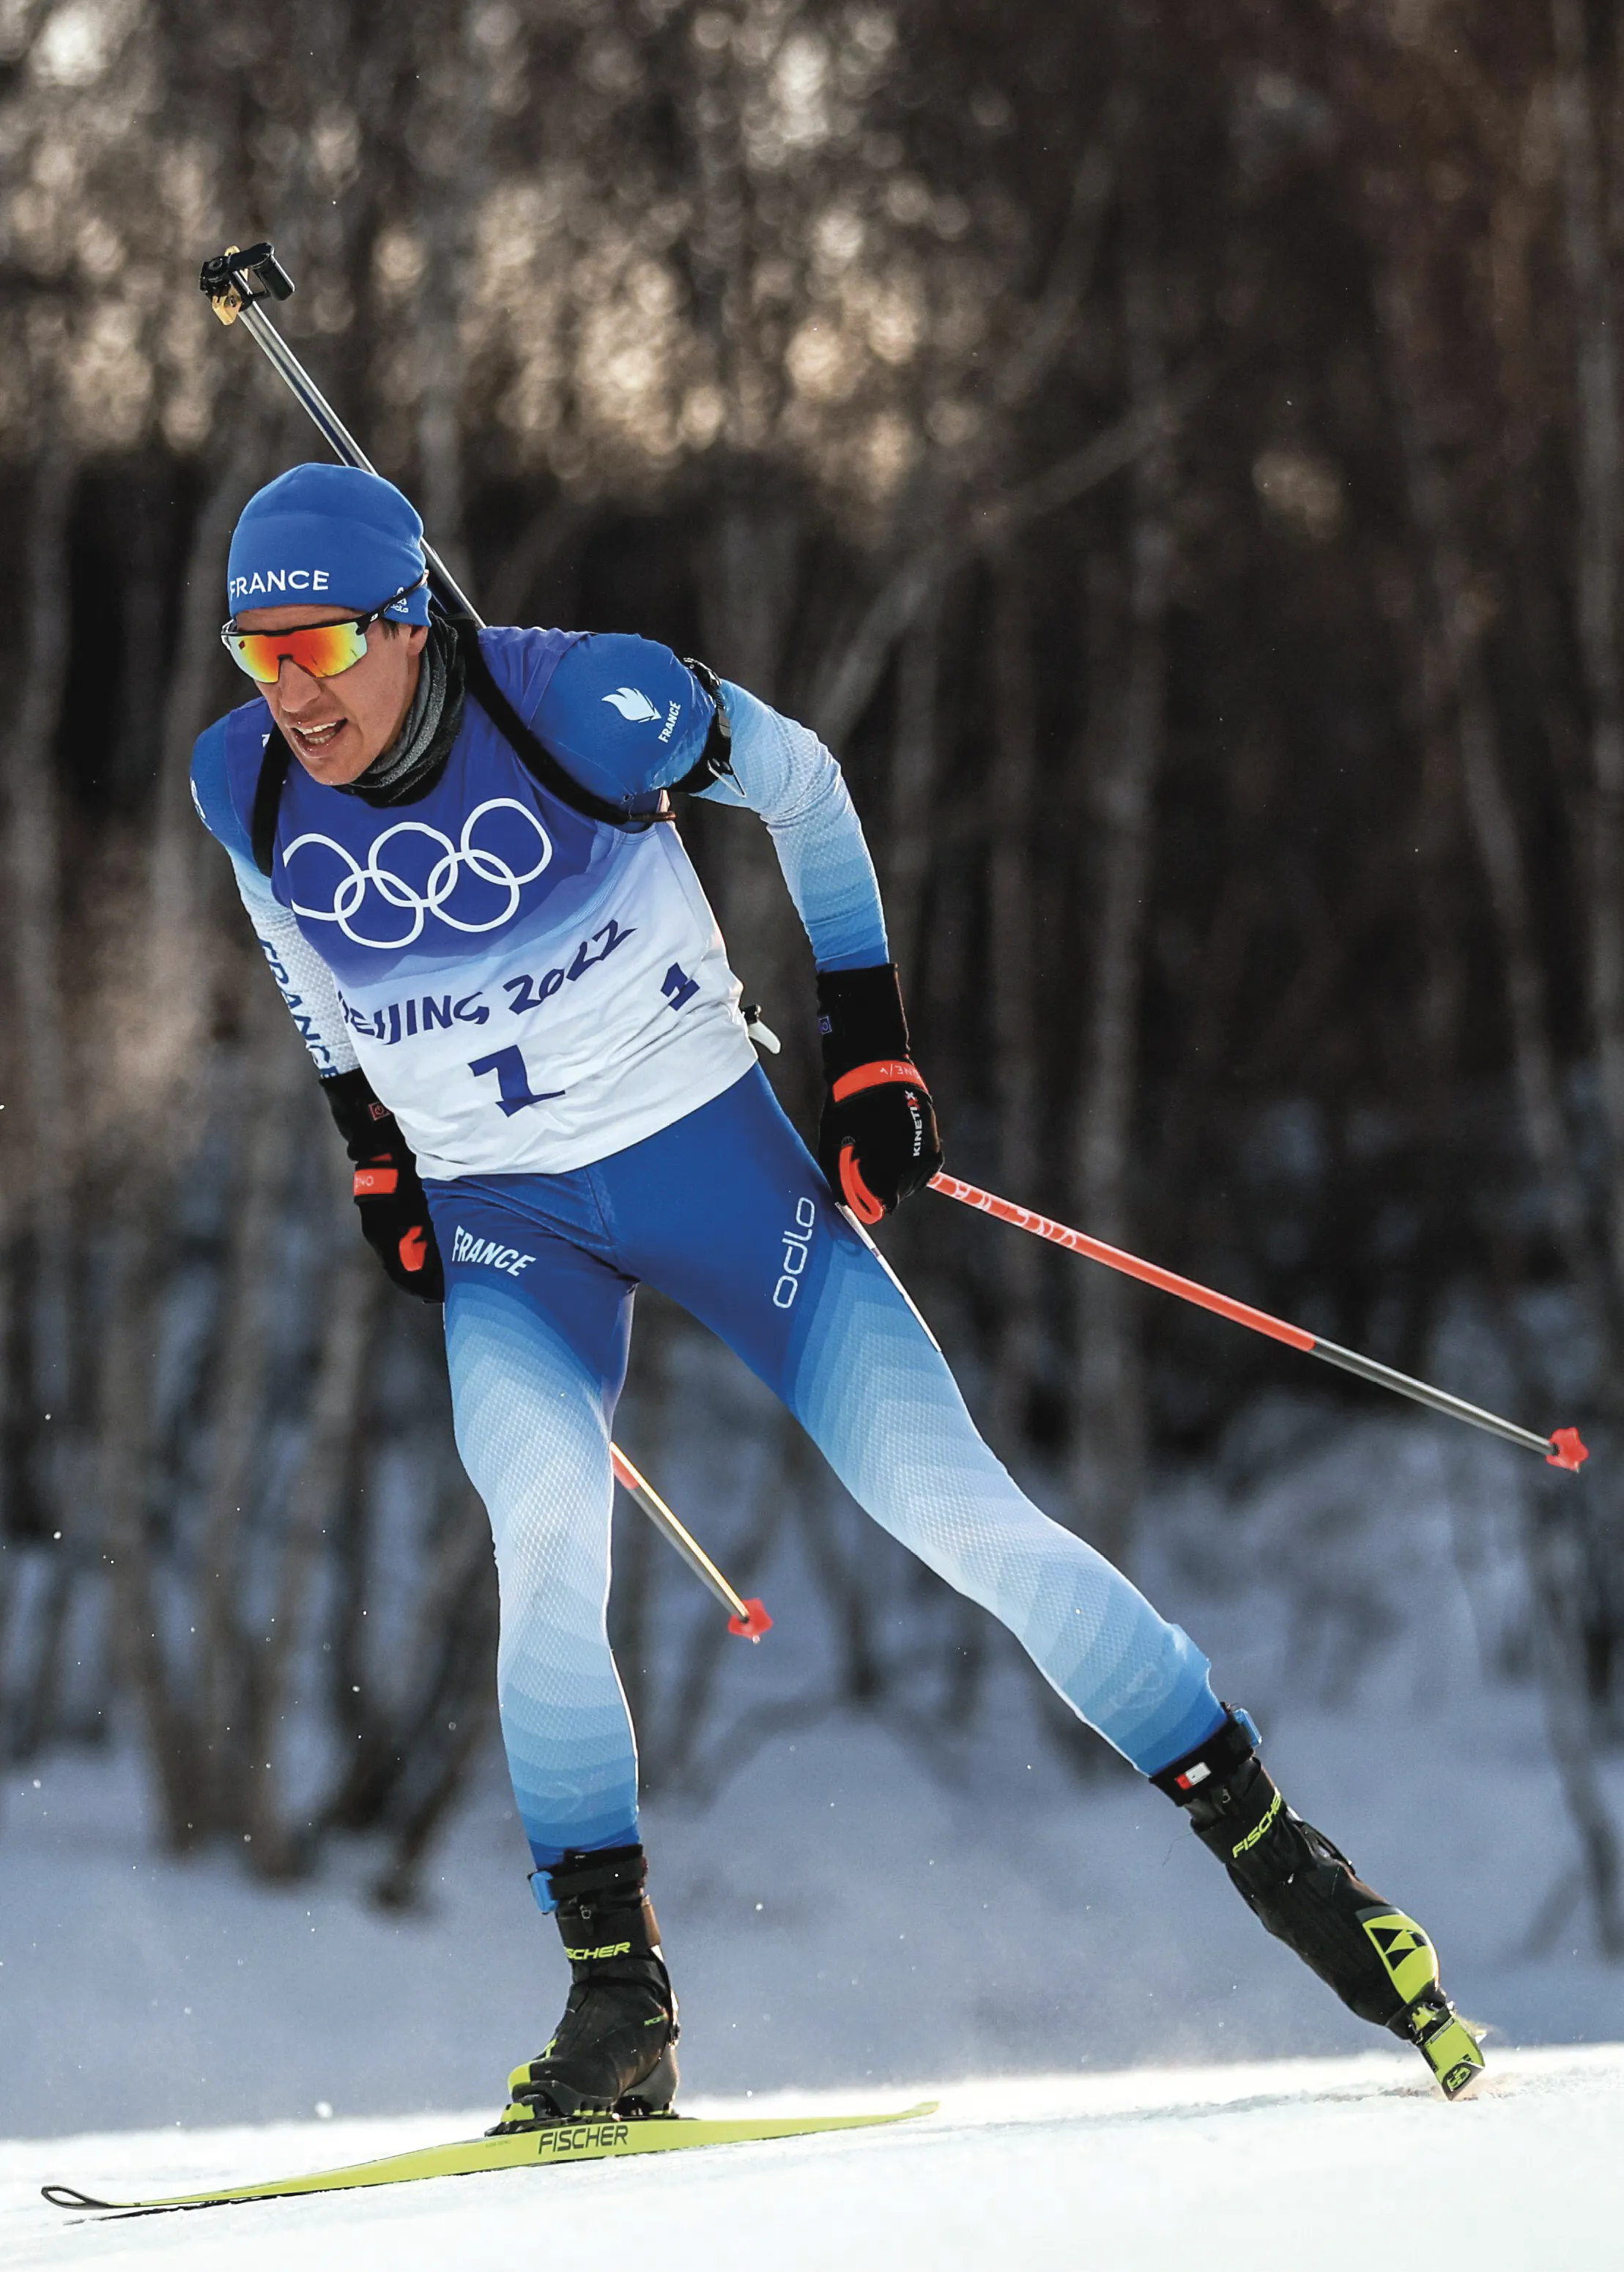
[42,2099,939,2216]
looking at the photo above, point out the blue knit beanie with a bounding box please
[226,463,431,623]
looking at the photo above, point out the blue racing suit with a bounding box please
[192,627,1225,1880]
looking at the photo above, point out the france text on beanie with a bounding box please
[226,464,430,623]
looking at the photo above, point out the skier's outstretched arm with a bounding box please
[700,675,946,1219]
[687,677,890,973]
[535,635,943,1218]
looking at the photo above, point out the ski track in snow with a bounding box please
[4,2046,1620,2272]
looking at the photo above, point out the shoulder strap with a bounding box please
[251,729,294,877]
[247,626,723,872]
[454,624,664,829]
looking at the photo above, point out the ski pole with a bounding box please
[199,240,774,1634]
[929,1172,1588,1471]
[201,242,483,623]
[610,1447,772,1639]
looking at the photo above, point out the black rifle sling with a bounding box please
[251,729,294,877]
[249,628,731,879]
[672,655,735,793]
[453,625,650,828]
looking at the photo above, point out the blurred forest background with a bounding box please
[2,0,1624,1943]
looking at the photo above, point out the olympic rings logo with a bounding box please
[283,799,553,948]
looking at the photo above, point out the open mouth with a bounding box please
[289,719,346,755]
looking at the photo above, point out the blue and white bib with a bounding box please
[193,628,757,1178]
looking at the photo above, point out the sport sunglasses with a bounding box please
[220,575,429,685]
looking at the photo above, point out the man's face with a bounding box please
[234,601,429,785]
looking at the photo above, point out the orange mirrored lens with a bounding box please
[224,620,370,684]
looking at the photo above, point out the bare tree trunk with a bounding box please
[143,439,264,1112]
[193,1006,304,1838]
[640,1413,791,1795]
[0,447,99,1774]
[1378,244,1624,1956]
[320,1460,500,1901]
[3,447,77,1539]
[1552,0,1624,1302]
[486,500,590,630]
[1459,667,1614,1317]
[92,445,267,1848]
[988,552,1042,1448]
[1384,265,1609,1332]
[409,11,485,587]
[877,579,949,1312]
[374,1617,497,1907]
[98,1202,202,1842]
[1154,726,1277,1200]
[884,585,943,983]
[245,1241,380,1876]
[1526,1492,1624,1953]
[101,445,260,1384]
[1068,208,1171,1574]
[363,1473,498,1907]
[0,1003,12,1757]
[700,494,812,1122]
[4,1545,75,1761]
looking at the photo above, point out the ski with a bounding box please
[43,2098,939,2216]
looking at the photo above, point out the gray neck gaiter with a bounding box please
[339,620,467,807]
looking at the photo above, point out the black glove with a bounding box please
[815,963,943,1223]
[320,1069,445,1302]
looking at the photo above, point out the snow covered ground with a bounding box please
[3,1411,1623,2264]
[6,1414,1622,2135]
[4,2046,1621,2271]
[0,1711,1346,2126]
[4,1647,1623,2138]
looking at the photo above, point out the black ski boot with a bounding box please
[490,1844,679,2132]
[1152,1710,1485,2099]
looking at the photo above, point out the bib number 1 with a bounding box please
[661,963,700,1011]
[468,1046,563,1118]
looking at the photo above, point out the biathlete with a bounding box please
[191,462,1484,2116]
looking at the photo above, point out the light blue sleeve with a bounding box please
[694,681,889,972]
[226,853,360,1077]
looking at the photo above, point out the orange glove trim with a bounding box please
[830,1058,923,1105]
[353,1165,400,1197]
[839,1142,886,1225]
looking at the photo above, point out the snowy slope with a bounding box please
[6,1403,1623,2232]
[6,1675,1624,2140]
[4,2046,1620,2272]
